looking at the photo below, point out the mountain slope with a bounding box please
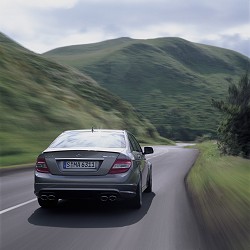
[0,33,168,166]
[44,37,250,140]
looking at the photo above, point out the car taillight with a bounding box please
[109,159,132,174]
[36,155,50,173]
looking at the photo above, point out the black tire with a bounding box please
[38,198,58,208]
[131,180,142,209]
[145,167,152,193]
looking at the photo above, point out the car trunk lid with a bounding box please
[43,148,125,176]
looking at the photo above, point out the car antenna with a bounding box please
[92,127,94,133]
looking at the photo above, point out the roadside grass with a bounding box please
[186,141,250,249]
[0,131,60,166]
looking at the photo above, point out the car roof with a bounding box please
[62,129,127,134]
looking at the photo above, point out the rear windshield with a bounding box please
[49,131,126,148]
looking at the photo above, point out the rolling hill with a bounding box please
[44,37,250,140]
[0,33,169,166]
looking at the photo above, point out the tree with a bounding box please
[212,72,250,158]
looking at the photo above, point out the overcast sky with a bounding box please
[0,0,249,57]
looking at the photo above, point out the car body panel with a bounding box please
[34,168,139,200]
[42,150,122,176]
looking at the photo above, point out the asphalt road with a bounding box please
[0,146,207,250]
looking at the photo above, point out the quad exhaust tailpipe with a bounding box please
[100,195,117,202]
[40,194,56,201]
[48,195,56,200]
[100,196,109,202]
[41,195,48,201]
[109,195,117,202]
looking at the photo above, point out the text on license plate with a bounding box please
[63,161,96,169]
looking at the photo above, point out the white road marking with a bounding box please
[0,198,37,215]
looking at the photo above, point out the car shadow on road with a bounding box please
[28,192,155,228]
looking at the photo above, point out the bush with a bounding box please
[212,72,250,158]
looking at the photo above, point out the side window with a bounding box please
[128,134,142,153]
[128,135,137,152]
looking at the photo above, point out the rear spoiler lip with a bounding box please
[43,147,127,154]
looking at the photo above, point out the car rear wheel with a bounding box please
[38,197,58,208]
[130,180,142,209]
[145,167,152,193]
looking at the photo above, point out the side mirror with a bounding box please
[143,146,154,155]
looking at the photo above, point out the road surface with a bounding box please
[0,146,207,250]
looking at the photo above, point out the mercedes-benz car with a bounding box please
[34,129,154,209]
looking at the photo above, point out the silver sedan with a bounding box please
[34,129,154,209]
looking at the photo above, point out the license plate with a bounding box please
[63,161,96,169]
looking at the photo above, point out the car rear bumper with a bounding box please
[35,188,136,200]
[34,171,138,200]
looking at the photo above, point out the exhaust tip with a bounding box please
[41,195,48,201]
[109,195,117,202]
[48,195,56,201]
[100,196,109,202]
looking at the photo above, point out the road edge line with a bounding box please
[0,198,37,215]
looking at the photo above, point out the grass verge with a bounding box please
[186,141,250,249]
[0,131,60,167]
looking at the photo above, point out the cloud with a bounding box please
[0,0,249,56]
[0,0,80,10]
[23,29,116,53]
[202,34,250,57]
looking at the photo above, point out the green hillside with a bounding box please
[0,33,169,166]
[45,37,250,140]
